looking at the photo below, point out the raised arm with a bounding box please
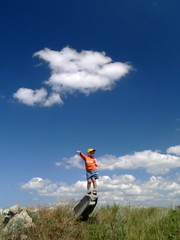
[76,151,86,160]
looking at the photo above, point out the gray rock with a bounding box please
[2,209,33,240]
[9,204,22,215]
[74,193,98,220]
[6,210,33,228]
[2,204,22,224]
[2,215,12,224]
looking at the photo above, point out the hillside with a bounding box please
[0,204,179,240]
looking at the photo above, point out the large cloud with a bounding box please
[98,150,180,174]
[13,47,132,106]
[59,146,180,174]
[21,174,180,206]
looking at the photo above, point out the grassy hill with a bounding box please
[0,204,179,240]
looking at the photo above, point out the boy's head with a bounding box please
[87,148,96,157]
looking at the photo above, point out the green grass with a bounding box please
[0,205,179,240]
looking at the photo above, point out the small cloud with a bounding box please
[21,177,46,189]
[55,162,62,167]
[21,177,59,196]
[13,47,132,107]
[167,145,180,156]
[62,155,83,169]
[13,88,63,107]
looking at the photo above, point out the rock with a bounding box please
[74,193,98,220]
[2,204,22,224]
[2,215,12,224]
[3,210,33,230]
[2,207,34,240]
[9,204,22,215]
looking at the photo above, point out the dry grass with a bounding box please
[0,204,179,240]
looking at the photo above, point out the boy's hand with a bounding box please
[76,151,81,155]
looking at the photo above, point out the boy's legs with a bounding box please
[86,171,98,193]
[87,179,92,193]
[92,178,97,192]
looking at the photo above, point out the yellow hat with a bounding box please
[87,148,96,153]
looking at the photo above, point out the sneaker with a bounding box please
[93,190,97,195]
[87,191,91,195]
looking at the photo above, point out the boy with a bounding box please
[76,148,100,195]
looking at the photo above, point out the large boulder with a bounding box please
[2,205,33,240]
[9,204,22,215]
[2,204,22,225]
[3,210,33,230]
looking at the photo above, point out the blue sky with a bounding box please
[0,0,180,208]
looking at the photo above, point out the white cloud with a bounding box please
[55,155,84,169]
[21,177,49,189]
[62,155,83,169]
[21,177,60,196]
[21,174,180,206]
[21,177,86,198]
[13,88,47,106]
[13,47,132,106]
[13,88,63,106]
[167,145,180,156]
[108,150,180,174]
[43,92,63,107]
[62,147,180,174]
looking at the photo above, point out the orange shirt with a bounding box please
[79,152,98,171]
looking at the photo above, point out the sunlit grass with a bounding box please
[0,204,179,240]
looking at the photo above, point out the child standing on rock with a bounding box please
[76,148,100,195]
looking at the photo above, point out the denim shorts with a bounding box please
[86,170,99,180]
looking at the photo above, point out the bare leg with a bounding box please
[87,179,92,192]
[92,178,97,191]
